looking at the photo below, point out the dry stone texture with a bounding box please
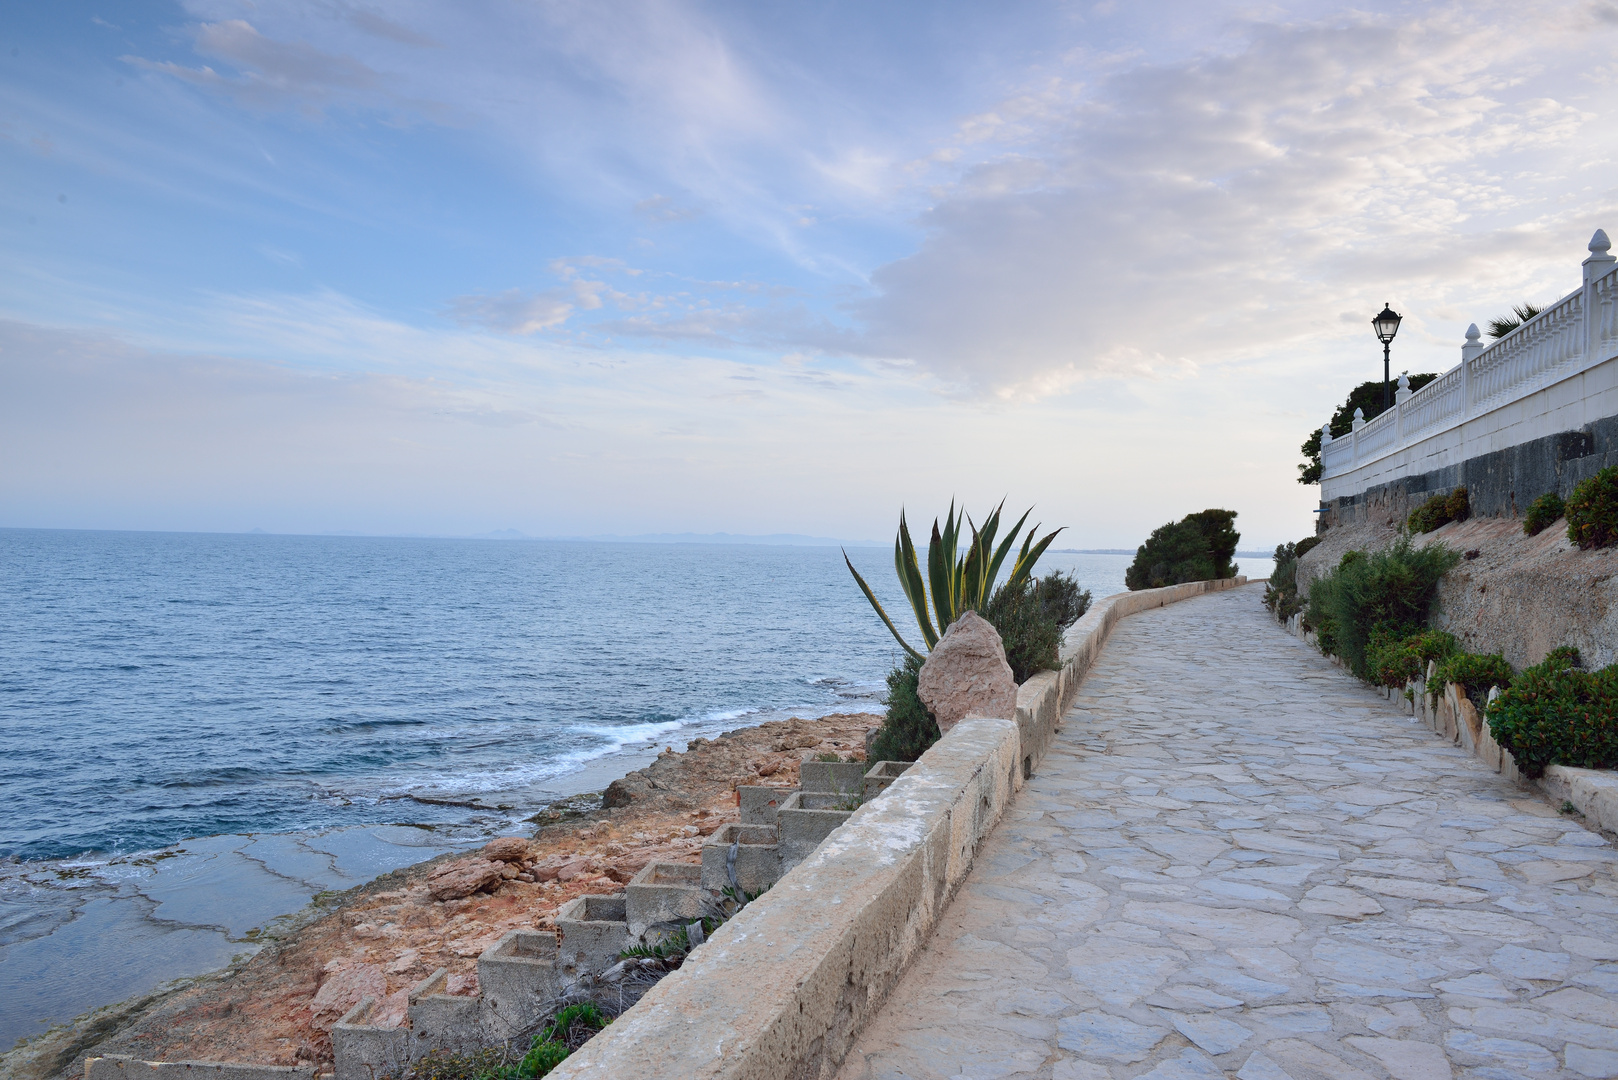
[838,584,1618,1080]
[425,857,504,901]
[918,611,1018,733]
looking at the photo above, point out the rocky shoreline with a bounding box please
[0,712,880,1080]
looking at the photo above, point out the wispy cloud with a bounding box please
[856,8,1618,396]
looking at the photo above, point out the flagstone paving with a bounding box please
[836,584,1618,1080]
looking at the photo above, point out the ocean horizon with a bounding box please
[0,528,1271,1047]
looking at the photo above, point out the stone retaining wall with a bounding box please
[548,575,1249,1080]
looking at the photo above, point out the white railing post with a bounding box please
[1587,230,1616,364]
[1460,323,1483,416]
[1395,373,1410,441]
[1351,407,1364,466]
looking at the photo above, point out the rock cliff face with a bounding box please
[1296,516,1618,668]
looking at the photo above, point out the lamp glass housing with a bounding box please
[1373,304,1402,345]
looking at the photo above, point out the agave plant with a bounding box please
[844,501,1063,661]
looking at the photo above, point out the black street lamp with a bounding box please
[1372,303,1403,413]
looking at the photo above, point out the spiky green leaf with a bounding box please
[845,549,925,662]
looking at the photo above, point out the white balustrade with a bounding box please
[1319,230,1618,483]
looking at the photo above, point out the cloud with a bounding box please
[347,10,442,49]
[125,19,385,112]
[854,8,1618,396]
[634,194,702,223]
[447,286,589,335]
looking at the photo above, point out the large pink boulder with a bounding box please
[482,836,531,864]
[916,611,1017,733]
[427,857,505,901]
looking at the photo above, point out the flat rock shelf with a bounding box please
[837,584,1618,1080]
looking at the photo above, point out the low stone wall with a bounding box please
[549,576,1248,1080]
[84,1059,312,1080]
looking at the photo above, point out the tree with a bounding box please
[1125,509,1240,590]
[1487,302,1543,340]
[1297,376,1439,485]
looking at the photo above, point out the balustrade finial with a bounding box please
[1320,422,1332,445]
[1354,407,1364,420]
[1465,323,1481,343]
[1592,229,1612,257]
[1397,373,1410,391]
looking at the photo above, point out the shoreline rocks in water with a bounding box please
[1,712,880,1080]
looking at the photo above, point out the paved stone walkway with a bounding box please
[837,584,1618,1080]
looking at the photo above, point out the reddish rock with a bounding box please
[555,858,590,882]
[309,964,386,1029]
[427,857,505,901]
[916,611,1017,733]
[482,837,531,864]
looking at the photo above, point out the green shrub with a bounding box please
[1306,536,1461,679]
[1447,487,1471,523]
[1030,570,1092,630]
[1366,629,1458,688]
[982,571,1091,683]
[1543,645,1583,671]
[1407,487,1470,533]
[1435,651,1515,708]
[1567,466,1618,549]
[1523,492,1566,536]
[1126,509,1240,590]
[542,1002,607,1050]
[1264,538,1320,624]
[868,654,940,763]
[1488,652,1618,778]
[517,1042,570,1078]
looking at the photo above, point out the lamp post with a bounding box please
[1372,303,1403,413]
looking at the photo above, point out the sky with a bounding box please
[1,1,1615,549]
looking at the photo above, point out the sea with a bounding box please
[0,528,1270,1048]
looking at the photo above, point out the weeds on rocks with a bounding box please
[1567,467,1618,548]
[1407,487,1470,534]
[1523,492,1566,537]
[1434,651,1516,710]
[1366,629,1458,688]
[398,1001,609,1080]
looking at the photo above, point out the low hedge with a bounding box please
[1488,648,1618,778]
[1567,466,1618,549]
[1435,651,1515,709]
[1523,492,1565,537]
[1366,628,1457,688]
[1408,487,1470,534]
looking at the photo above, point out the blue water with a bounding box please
[0,529,1272,1047]
[0,532,887,860]
[0,530,1242,863]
